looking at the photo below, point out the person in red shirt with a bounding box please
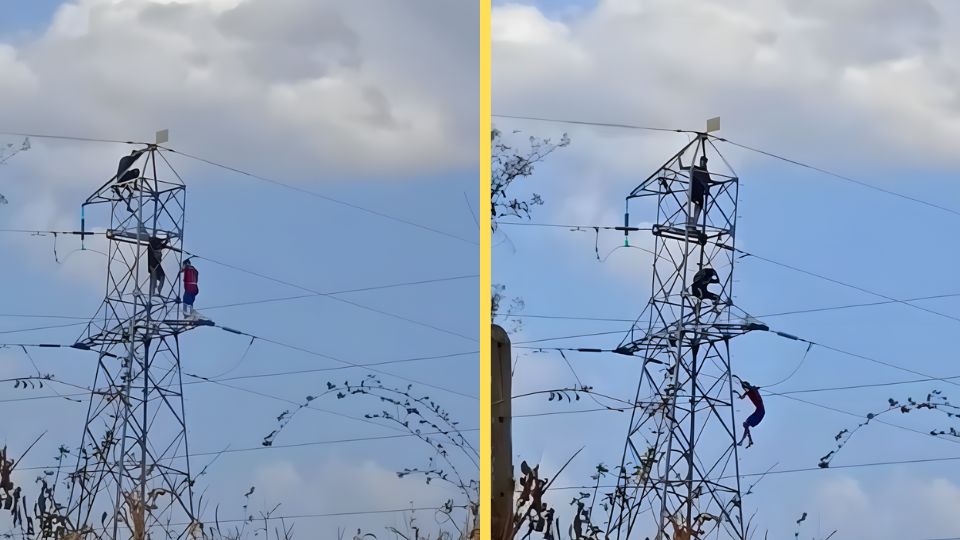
[738,380,765,448]
[178,259,200,320]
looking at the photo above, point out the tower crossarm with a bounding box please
[615,316,768,357]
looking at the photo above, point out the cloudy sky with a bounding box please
[0,0,478,536]
[494,1,960,539]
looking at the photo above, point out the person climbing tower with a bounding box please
[178,259,200,320]
[738,380,765,448]
[147,235,169,298]
[690,265,721,307]
[680,154,712,229]
[113,149,145,213]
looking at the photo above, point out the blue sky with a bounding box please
[494,1,960,538]
[0,0,478,536]
[0,0,63,35]
[492,0,596,19]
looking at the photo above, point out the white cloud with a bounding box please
[0,45,36,96]
[251,456,467,535]
[0,0,478,281]
[493,0,960,169]
[1,0,477,180]
[491,5,570,45]
[811,472,960,539]
[492,4,960,537]
[254,457,447,510]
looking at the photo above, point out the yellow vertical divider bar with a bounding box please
[479,0,492,538]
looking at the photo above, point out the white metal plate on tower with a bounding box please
[706,117,721,133]
[156,129,169,144]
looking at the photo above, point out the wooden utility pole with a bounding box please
[491,324,513,538]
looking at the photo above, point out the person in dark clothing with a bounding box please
[680,155,711,229]
[147,236,169,297]
[738,380,765,448]
[117,150,144,177]
[113,149,145,212]
[690,266,721,305]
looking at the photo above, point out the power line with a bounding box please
[12,332,427,435]
[755,292,960,318]
[0,314,89,321]
[505,290,960,325]
[0,347,478,405]
[515,329,960,396]
[519,393,960,490]
[0,132,477,245]
[205,505,468,524]
[188,252,479,344]
[0,365,463,458]
[0,318,477,400]
[5,234,479,343]
[209,325,479,400]
[771,392,957,444]
[0,322,88,335]
[514,330,626,344]
[711,135,960,219]
[201,274,479,312]
[183,373,412,434]
[132,331,459,442]
[497,221,649,232]
[492,114,692,134]
[0,228,102,235]
[510,349,960,449]
[0,273,478,321]
[6,233,479,343]
[736,454,960,478]
[503,313,635,323]
[503,291,960,351]
[159,146,478,246]
[210,350,478,384]
[543,453,960,493]
[1,505,468,537]
[0,310,479,400]
[507,388,638,410]
[508,379,955,445]
[776,374,960,395]
[736,248,960,327]
[803,339,960,391]
[490,115,960,219]
[513,407,624,419]
[497,216,960,328]
[511,394,950,452]
[2,226,478,344]
[1,226,477,343]
[0,131,145,145]
[7,366,480,484]
[12,428,479,473]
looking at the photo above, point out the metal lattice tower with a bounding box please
[59,144,205,540]
[605,131,767,539]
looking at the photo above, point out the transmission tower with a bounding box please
[57,141,206,540]
[605,128,767,539]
